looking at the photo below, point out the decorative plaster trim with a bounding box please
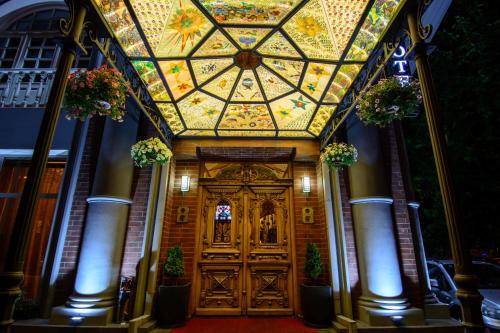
[86,196,133,205]
[407,201,420,209]
[349,197,394,205]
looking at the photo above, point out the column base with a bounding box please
[49,305,114,326]
[359,305,425,326]
[0,271,23,329]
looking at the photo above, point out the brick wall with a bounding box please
[293,162,331,285]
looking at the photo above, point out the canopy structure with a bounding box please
[92,0,405,138]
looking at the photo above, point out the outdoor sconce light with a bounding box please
[302,176,311,193]
[181,175,190,192]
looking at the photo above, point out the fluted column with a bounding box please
[346,117,423,326]
[51,114,139,325]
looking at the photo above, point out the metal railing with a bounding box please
[0,68,56,108]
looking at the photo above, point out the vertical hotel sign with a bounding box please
[391,46,410,83]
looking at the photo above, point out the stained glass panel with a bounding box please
[262,58,304,87]
[231,70,264,102]
[158,60,195,100]
[308,105,337,136]
[225,27,272,49]
[214,201,231,243]
[269,92,316,130]
[157,103,184,134]
[278,131,314,138]
[202,66,240,100]
[257,32,301,58]
[179,130,216,136]
[193,30,238,57]
[300,62,336,101]
[191,58,234,85]
[218,130,276,137]
[324,64,362,103]
[219,104,274,129]
[131,61,170,101]
[177,91,224,128]
[256,66,293,100]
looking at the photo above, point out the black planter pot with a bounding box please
[157,283,191,328]
[300,284,333,328]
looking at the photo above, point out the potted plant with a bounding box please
[300,242,333,328]
[64,65,129,122]
[356,77,422,127]
[157,245,190,328]
[320,142,358,171]
[130,137,172,168]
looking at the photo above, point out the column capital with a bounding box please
[86,196,133,205]
[349,197,393,205]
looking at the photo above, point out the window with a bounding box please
[428,263,452,292]
[259,200,277,244]
[214,200,231,243]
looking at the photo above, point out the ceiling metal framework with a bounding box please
[87,0,409,139]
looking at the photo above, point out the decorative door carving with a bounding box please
[195,163,294,316]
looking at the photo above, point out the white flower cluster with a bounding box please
[131,137,172,168]
[320,142,358,171]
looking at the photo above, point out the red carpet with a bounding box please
[171,317,317,333]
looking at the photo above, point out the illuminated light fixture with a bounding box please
[302,176,311,193]
[181,176,190,192]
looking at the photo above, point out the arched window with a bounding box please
[259,200,277,244]
[214,200,231,243]
[0,8,93,69]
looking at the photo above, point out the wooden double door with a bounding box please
[194,183,294,316]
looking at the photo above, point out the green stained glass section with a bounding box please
[177,91,224,128]
[256,66,293,100]
[308,105,337,136]
[202,66,240,100]
[231,70,264,102]
[346,0,403,61]
[191,58,234,85]
[262,58,304,87]
[219,104,274,129]
[132,61,170,101]
[257,31,301,58]
[300,62,336,101]
[269,92,316,130]
[193,30,238,57]
[324,64,362,103]
[157,103,184,134]
[225,27,272,49]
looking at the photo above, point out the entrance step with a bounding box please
[12,319,128,333]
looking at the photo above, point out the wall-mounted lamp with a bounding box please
[181,175,190,192]
[302,176,311,193]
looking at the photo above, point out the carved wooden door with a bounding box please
[195,164,293,316]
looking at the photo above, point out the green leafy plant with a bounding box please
[320,142,358,171]
[131,137,172,168]
[356,77,422,127]
[64,65,129,122]
[163,245,185,285]
[303,242,323,285]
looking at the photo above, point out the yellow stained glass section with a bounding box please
[152,0,213,57]
[262,58,304,87]
[322,0,370,54]
[256,66,293,100]
[129,0,174,52]
[231,70,264,102]
[270,92,316,130]
[191,58,234,85]
[324,64,362,103]
[131,61,170,102]
[193,30,238,57]
[300,62,336,101]
[202,66,240,100]
[278,131,314,138]
[257,32,301,58]
[219,104,275,129]
[346,0,403,61]
[308,105,337,136]
[177,91,224,128]
[283,0,339,60]
[158,60,195,100]
[198,0,302,26]
[225,28,272,49]
[218,130,276,137]
[180,130,216,136]
[157,103,184,134]
[93,0,148,57]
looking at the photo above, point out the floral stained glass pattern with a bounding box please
[219,104,274,129]
[199,0,302,26]
[270,92,316,130]
[257,32,301,58]
[158,60,195,100]
[225,27,272,49]
[157,103,184,134]
[262,58,304,87]
[231,70,264,102]
[131,61,170,101]
[308,105,337,136]
[202,66,241,100]
[324,64,362,103]
[256,66,293,100]
[191,58,234,85]
[300,62,336,101]
[177,91,224,128]
[193,30,238,57]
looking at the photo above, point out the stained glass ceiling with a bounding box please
[93,0,405,138]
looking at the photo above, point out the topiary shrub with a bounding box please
[303,242,323,285]
[163,245,185,285]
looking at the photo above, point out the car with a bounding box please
[427,260,500,332]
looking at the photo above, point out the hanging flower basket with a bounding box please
[356,77,422,127]
[64,65,129,122]
[131,137,172,168]
[320,142,358,171]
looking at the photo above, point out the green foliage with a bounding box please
[320,142,358,171]
[164,246,185,279]
[403,0,500,257]
[303,242,323,283]
[131,137,172,168]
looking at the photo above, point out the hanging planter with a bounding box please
[64,65,129,122]
[356,77,422,127]
[131,137,172,168]
[320,142,358,171]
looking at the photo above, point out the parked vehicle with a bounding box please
[427,260,500,331]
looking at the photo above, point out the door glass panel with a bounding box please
[259,200,277,244]
[214,200,231,243]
